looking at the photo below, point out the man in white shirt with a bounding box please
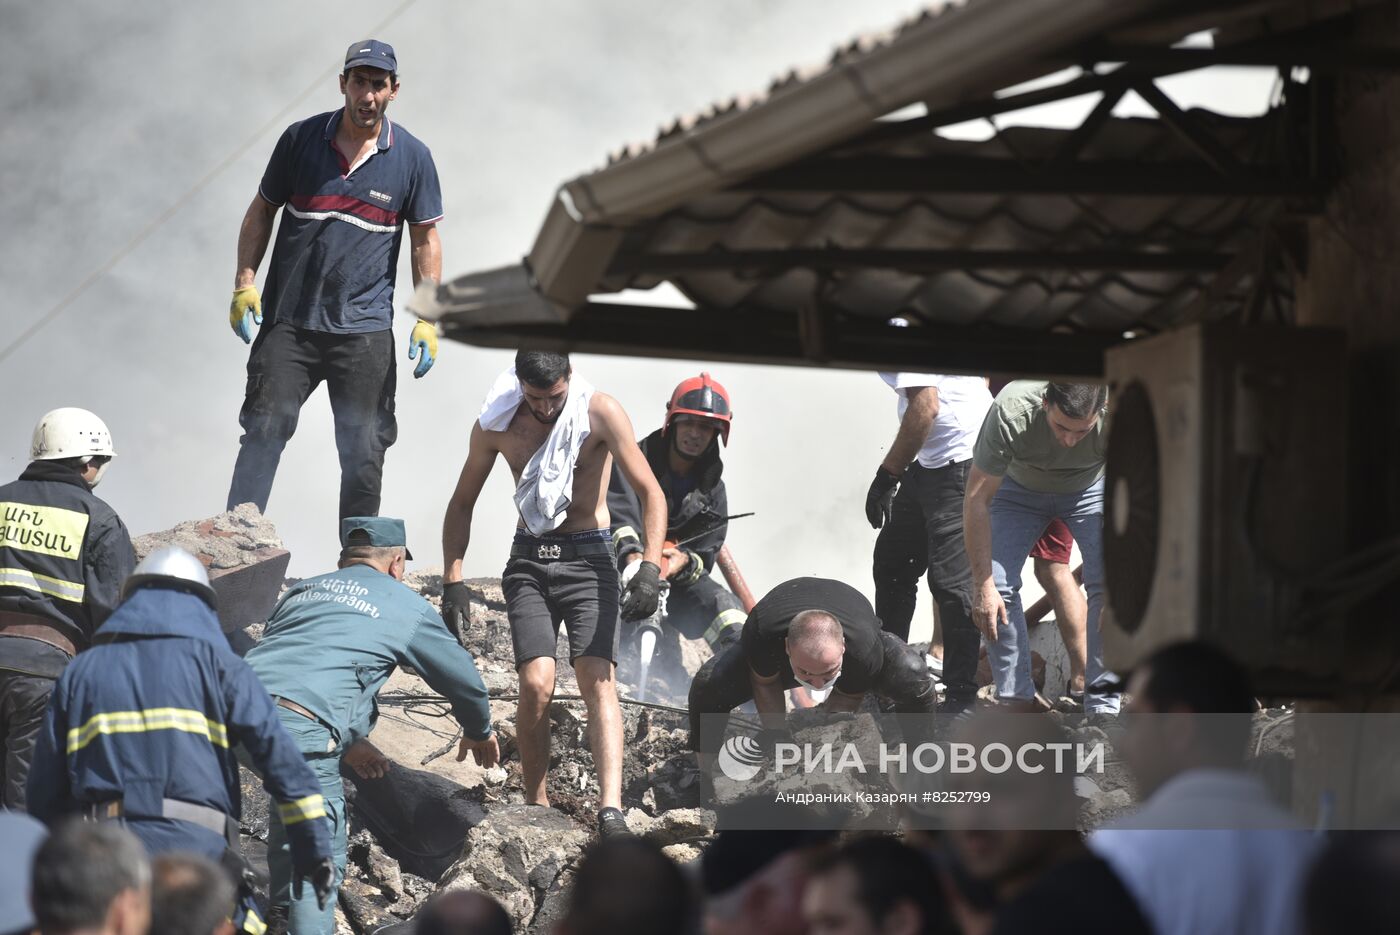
[1091,642,1317,935]
[867,373,992,715]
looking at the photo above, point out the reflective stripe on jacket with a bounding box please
[0,461,134,648]
[26,588,332,866]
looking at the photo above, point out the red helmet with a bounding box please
[664,372,732,445]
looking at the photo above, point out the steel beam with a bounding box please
[438,301,1114,377]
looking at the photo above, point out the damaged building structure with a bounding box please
[126,1,1400,932]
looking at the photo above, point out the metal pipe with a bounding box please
[716,545,757,612]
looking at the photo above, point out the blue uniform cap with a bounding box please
[345,39,397,74]
[341,516,413,560]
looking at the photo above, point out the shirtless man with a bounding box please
[440,350,666,837]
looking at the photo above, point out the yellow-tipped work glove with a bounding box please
[230,286,262,344]
[408,319,438,378]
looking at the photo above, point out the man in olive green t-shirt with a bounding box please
[962,381,1120,713]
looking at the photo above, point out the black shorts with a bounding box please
[502,529,620,666]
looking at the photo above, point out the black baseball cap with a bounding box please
[345,39,397,73]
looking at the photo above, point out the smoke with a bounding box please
[2,1,1273,639]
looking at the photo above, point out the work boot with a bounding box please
[937,695,977,722]
[598,806,632,839]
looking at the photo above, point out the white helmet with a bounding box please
[30,408,115,485]
[122,546,218,610]
[30,408,116,460]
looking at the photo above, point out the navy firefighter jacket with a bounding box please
[26,586,332,865]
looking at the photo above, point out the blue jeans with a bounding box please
[986,476,1120,713]
[266,709,347,935]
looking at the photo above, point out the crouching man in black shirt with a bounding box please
[688,577,937,751]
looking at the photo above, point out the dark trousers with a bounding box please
[872,459,980,702]
[688,631,937,751]
[227,321,397,522]
[0,669,56,809]
[667,577,745,648]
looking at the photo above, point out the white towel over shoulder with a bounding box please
[478,366,596,535]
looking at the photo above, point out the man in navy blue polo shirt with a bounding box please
[225,39,444,525]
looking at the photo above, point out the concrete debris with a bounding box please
[238,571,720,935]
[132,504,289,633]
[244,571,1314,934]
[662,843,703,865]
[436,805,593,932]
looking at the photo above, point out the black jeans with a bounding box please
[0,669,56,809]
[228,321,397,522]
[872,459,980,702]
[688,631,937,752]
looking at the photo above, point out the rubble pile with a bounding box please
[230,566,1300,934]
[132,504,290,636]
[238,573,716,935]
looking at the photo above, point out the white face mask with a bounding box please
[87,458,110,488]
[794,669,840,697]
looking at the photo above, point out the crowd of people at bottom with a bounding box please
[2,638,1396,935]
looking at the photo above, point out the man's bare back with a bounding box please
[490,394,616,533]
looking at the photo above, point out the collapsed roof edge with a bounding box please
[524,0,1183,308]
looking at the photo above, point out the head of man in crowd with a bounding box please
[784,610,845,692]
[30,821,150,935]
[515,350,572,423]
[1041,383,1107,448]
[340,40,399,131]
[149,854,234,935]
[1119,640,1255,799]
[703,804,837,935]
[946,711,1081,897]
[802,836,956,935]
[1305,831,1400,935]
[557,837,694,935]
[0,811,48,935]
[413,890,512,935]
[337,516,412,582]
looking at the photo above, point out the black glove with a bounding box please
[441,581,473,634]
[293,856,336,911]
[621,561,661,620]
[865,467,902,529]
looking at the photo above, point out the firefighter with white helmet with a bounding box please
[0,407,135,808]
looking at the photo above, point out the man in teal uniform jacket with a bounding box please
[246,516,497,935]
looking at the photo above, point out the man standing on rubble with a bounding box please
[867,372,991,717]
[688,577,938,752]
[440,350,667,838]
[225,39,444,526]
[26,546,335,935]
[246,516,497,935]
[609,372,747,656]
[963,381,1119,713]
[0,407,135,809]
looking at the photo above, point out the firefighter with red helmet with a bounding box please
[608,373,746,662]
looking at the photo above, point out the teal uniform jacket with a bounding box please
[246,565,492,742]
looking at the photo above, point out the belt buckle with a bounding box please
[537,544,562,560]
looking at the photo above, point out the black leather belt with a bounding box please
[0,611,78,656]
[510,539,612,561]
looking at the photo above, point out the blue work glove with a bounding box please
[408,319,438,378]
[230,286,262,344]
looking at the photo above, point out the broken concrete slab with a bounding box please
[341,758,489,882]
[133,503,289,633]
[437,805,592,933]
